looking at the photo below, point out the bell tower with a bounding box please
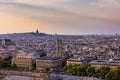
[56,39,62,57]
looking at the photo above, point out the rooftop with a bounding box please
[37,57,62,60]
[4,76,34,80]
[90,59,120,66]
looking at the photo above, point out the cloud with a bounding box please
[0,0,120,34]
[90,0,120,8]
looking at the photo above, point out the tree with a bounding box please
[117,66,120,73]
[0,58,8,68]
[82,64,91,76]
[44,66,50,73]
[29,66,34,71]
[64,64,96,77]
[0,58,4,68]
[105,70,118,80]
[99,66,110,78]
[116,66,120,80]
[62,60,67,67]
[64,65,68,71]
[69,66,77,75]
[11,63,17,68]
[62,54,73,67]
[66,64,72,73]
[40,53,46,57]
[77,66,85,76]
[86,66,95,77]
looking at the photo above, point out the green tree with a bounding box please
[40,53,46,57]
[64,65,68,71]
[77,66,85,76]
[11,63,17,68]
[82,64,91,76]
[0,58,8,68]
[64,64,96,77]
[69,65,78,75]
[29,66,34,71]
[116,66,120,80]
[0,58,4,68]
[105,70,118,80]
[62,60,67,67]
[44,66,50,73]
[86,66,95,77]
[4,57,12,67]
[99,66,110,78]
[62,54,73,67]
[117,66,120,73]
[67,65,72,73]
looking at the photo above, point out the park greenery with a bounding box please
[0,57,12,68]
[62,54,73,67]
[0,57,18,69]
[64,64,120,80]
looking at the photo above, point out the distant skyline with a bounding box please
[0,0,120,35]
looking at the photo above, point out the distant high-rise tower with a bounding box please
[56,39,62,57]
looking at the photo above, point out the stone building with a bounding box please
[90,59,120,69]
[0,39,15,46]
[0,52,10,59]
[12,51,40,69]
[15,51,40,60]
[67,57,87,65]
[36,57,62,72]
[12,58,33,68]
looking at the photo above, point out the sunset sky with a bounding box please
[0,0,120,35]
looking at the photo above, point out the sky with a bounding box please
[0,0,120,35]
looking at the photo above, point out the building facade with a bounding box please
[36,57,62,72]
[12,51,40,69]
[67,58,87,65]
[12,58,33,68]
[90,59,120,69]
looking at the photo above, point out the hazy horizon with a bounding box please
[0,0,120,35]
[0,31,119,36]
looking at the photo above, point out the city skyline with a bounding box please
[0,0,120,35]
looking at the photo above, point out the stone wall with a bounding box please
[0,70,47,80]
